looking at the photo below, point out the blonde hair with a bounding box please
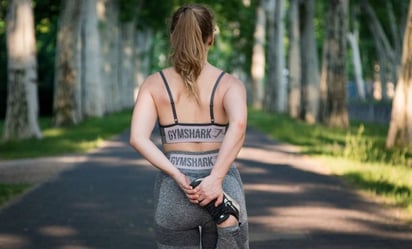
[170,4,215,101]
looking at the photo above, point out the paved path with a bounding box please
[0,128,412,249]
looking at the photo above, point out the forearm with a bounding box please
[130,137,182,179]
[210,122,246,181]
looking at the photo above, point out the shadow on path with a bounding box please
[0,128,411,249]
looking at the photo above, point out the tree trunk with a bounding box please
[265,0,286,113]
[250,1,266,110]
[81,0,104,117]
[3,0,42,140]
[361,0,398,99]
[53,0,82,126]
[300,0,320,124]
[347,30,366,100]
[97,0,120,114]
[386,1,412,148]
[119,20,136,109]
[320,0,350,128]
[288,0,301,118]
[134,28,153,99]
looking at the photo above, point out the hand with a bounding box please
[195,175,224,207]
[173,172,198,204]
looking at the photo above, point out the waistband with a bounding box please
[165,150,219,170]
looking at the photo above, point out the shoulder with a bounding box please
[139,69,169,93]
[221,72,246,94]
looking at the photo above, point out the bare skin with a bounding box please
[130,62,247,228]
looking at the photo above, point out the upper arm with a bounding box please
[223,77,247,129]
[130,76,158,140]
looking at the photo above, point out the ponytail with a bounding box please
[170,5,214,101]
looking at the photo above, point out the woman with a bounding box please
[130,4,249,249]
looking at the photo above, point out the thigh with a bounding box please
[222,168,248,224]
[155,224,200,249]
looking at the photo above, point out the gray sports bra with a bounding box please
[158,71,228,144]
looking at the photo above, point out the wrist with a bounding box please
[210,172,225,183]
[170,168,184,181]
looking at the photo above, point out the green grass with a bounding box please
[0,110,132,207]
[0,183,31,207]
[0,109,132,159]
[248,108,412,222]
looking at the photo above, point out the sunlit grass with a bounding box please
[322,156,412,211]
[248,108,412,223]
[0,109,132,159]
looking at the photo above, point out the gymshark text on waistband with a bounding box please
[168,153,218,169]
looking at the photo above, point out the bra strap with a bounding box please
[159,71,178,123]
[210,71,225,124]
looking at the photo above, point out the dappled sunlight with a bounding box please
[244,183,303,194]
[59,245,94,249]
[238,146,330,175]
[249,204,412,240]
[98,139,129,149]
[236,164,269,174]
[87,155,153,169]
[0,234,29,248]
[239,147,288,165]
[38,225,77,237]
[43,128,66,137]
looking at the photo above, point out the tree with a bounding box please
[361,0,402,100]
[288,0,301,118]
[98,0,121,113]
[265,0,286,113]
[347,31,366,100]
[81,0,104,117]
[3,0,42,140]
[386,0,412,148]
[53,0,82,126]
[118,12,137,109]
[300,0,320,124]
[250,0,266,109]
[347,4,366,100]
[320,0,350,128]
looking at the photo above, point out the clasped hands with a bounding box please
[176,173,224,207]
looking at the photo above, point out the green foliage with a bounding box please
[0,110,132,159]
[136,0,174,30]
[0,183,31,207]
[119,0,139,23]
[141,0,256,74]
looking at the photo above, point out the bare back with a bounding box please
[151,64,230,152]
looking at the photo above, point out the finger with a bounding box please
[188,198,199,204]
[214,194,224,207]
[198,197,213,207]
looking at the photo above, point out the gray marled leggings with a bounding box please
[153,150,249,249]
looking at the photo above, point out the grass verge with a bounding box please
[248,108,412,222]
[0,183,32,207]
[0,109,132,159]
[0,110,132,207]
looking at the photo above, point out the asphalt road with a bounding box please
[0,128,411,249]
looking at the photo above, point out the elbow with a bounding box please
[237,117,247,131]
[129,135,142,152]
[129,136,137,150]
[233,119,247,136]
